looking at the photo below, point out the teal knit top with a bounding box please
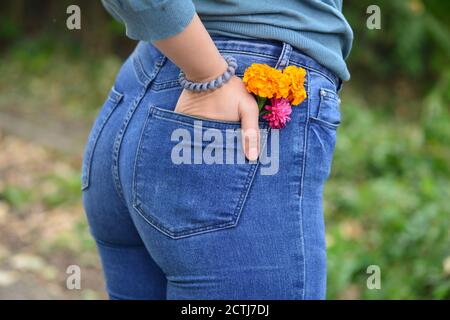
[101,0,353,81]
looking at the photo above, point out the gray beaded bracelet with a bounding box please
[178,55,237,92]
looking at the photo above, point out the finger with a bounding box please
[239,98,260,161]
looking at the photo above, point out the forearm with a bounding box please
[153,14,228,83]
[102,1,226,82]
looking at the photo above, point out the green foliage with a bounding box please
[41,171,82,208]
[325,91,450,299]
[0,37,122,121]
[0,185,32,209]
[346,0,450,80]
[0,16,22,40]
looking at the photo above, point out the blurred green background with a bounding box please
[0,0,449,299]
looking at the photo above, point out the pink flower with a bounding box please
[262,98,292,129]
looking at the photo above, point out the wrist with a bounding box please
[179,55,237,92]
[183,55,228,83]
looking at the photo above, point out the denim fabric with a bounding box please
[81,35,341,300]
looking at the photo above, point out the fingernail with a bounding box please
[248,148,258,160]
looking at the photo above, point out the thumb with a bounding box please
[239,97,260,161]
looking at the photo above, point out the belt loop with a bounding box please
[132,53,166,87]
[132,42,167,87]
[275,42,292,70]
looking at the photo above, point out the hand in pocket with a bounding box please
[174,75,260,161]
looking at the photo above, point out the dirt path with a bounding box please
[0,109,88,156]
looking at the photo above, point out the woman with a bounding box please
[81,0,353,300]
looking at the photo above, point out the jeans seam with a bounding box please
[133,54,154,86]
[81,88,123,191]
[95,238,144,249]
[277,42,305,300]
[309,116,340,130]
[152,105,264,127]
[111,88,145,206]
[111,54,167,207]
[219,49,280,61]
[297,70,311,300]
[152,109,243,128]
[274,42,292,70]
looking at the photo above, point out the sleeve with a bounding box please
[101,0,196,42]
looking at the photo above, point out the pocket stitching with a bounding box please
[309,116,340,130]
[108,87,124,104]
[314,88,341,130]
[152,105,244,128]
[150,105,270,130]
[152,113,242,131]
[319,88,339,101]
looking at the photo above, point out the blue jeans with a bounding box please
[81,35,341,300]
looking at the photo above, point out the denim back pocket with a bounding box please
[132,105,265,239]
[310,88,341,129]
[81,87,123,190]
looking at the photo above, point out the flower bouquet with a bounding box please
[243,64,307,129]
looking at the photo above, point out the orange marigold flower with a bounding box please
[283,65,307,106]
[243,63,283,99]
[273,71,291,99]
[243,63,307,105]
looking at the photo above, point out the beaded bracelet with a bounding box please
[178,55,237,92]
